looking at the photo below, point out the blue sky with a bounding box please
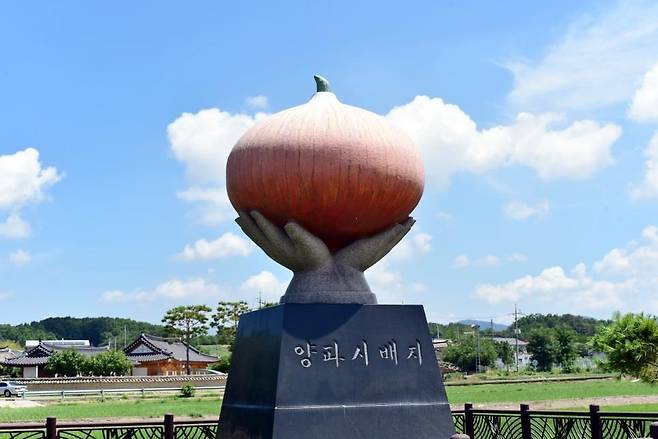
[2,0,658,325]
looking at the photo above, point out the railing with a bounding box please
[2,405,658,438]
[0,414,217,439]
[19,385,226,400]
[453,403,658,439]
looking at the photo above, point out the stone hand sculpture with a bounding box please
[235,210,415,304]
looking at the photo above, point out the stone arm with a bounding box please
[235,210,415,304]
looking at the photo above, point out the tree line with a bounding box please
[0,317,167,347]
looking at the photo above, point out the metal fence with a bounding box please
[2,405,658,439]
[18,385,226,400]
[0,415,217,439]
[453,404,658,439]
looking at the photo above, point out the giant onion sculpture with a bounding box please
[226,76,425,304]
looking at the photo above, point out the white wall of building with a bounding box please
[23,366,39,378]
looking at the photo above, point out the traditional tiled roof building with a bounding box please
[0,347,21,364]
[123,334,218,376]
[1,342,108,378]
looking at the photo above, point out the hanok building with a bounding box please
[0,347,20,364]
[123,334,218,376]
[1,341,108,378]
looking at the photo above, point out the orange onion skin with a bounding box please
[226,92,424,250]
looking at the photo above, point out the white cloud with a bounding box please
[366,261,407,304]
[643,226,658,243]
[0,292,12,301]
[240,271,287,303]
[0,213,31,239]
[388,232,432,261]
[168,108,267,224]
[177,187,233,226]
[435,211,453,222]
[475,266,629,310]
[8,249,31,266]
[386,97,620,186]
[476,225,658,314]
[503,200,550,221]
[454,253,526,269]
[593,226,658,278]
[453,254,470,268]
[102,278,223,303]
[629,63,658,121]
[0,148,61,238]
[168,108,266,185]
[631,131,658,200]
[178,232,254,261]
[0,148,61,209]
[505,0,658,112]
[245,95,269,110]
[508,253,528,263]
[481,255,501,267]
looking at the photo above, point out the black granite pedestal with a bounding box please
[217,304,455,439]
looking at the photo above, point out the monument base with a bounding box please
[217,304,455,439]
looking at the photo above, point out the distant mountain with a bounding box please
[458,319,508,331]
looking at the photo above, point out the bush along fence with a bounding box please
[1,406,658,439]
[452,404,658,439]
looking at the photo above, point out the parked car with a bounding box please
[0,381,27,397]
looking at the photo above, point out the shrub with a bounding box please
[211,355,231,373]
[180,383,196,398]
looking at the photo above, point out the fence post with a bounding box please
[650,421,658,439]
[46,417,57,439]
[464,403,475,439]
[520,404,531,439]
[589,404,602,439]
[164,413,175,439]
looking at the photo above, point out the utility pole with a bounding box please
[258,290,263,309]
[471,324,481,373]
[476,325,481,372]
[490,319,494,341]
[124,325,127,349]
[514,305,519,373]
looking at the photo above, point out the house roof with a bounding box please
[1,343,109,367]
[123,334,217,364]
[492,337,528,346]
[0,348,20,362]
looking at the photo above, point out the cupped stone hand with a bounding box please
[235,210,415,304]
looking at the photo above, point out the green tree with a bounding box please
[87,350,132,376]
[554,326,577,372]
[592,312,658,381]
[162,305,212,375]
[46,349,87,377]
[211,301,250,351]
[441,336,497,373]
[527,329,556,371]
[494,341,515,372]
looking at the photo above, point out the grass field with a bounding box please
[1,378,657,422]
[0,397,222,422]
[198,344,231,359]
[446,379,658,405]
[599,403,658,412]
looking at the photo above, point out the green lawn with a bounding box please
[600,403,658,412]
[1,378,657,422]
[0,398,221,422]
[446,379,657,405]
[198,344,231,359]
